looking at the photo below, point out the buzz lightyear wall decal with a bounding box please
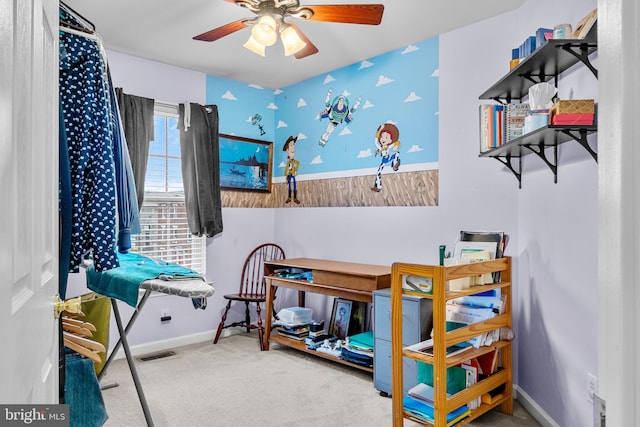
[318,88,362,146]
[371,123,401,192]
[282,135,300,204]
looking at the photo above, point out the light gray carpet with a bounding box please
[100,332,540,426]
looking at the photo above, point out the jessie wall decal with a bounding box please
[371,122,401,192]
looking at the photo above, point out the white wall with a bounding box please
[515,3,598,427]
[453,2,598,426]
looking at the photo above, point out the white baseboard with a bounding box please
[109,330,216,360]
[108,327,253,361]
[514,385,560,427]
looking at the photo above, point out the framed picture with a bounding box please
[329,298,353,341]
[347,301,368,337]
[219,134,273,192]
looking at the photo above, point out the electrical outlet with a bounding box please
[160,308,171,323]
[587,373,598,403]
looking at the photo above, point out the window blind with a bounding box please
[129,105,206,275]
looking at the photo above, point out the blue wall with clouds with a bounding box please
[206,36,439,181]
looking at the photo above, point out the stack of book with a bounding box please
[304,325,335,349]
[479,103,529,151]
[340,331,374,367]
[455,230,509,282]
[276,323,310,340]
[403,383,471,426]
[445,296,503,348]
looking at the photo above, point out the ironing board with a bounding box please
[97,277,214,427]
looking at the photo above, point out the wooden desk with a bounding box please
[263,258,391,372]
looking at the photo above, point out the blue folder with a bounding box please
[403,395,469,423]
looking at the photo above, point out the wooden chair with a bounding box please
[213,243,285,350]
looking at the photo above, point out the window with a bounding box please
[130,103,206,274]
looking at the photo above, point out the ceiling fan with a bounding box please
[193,0,384,59]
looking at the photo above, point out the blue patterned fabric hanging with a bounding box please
[59,29,119,272]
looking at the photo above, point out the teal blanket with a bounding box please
[86,252,202,307]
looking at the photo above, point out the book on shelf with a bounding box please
[418,363,468,395]
[406,410,470,427]
[408,383,443,405]
[459,230,507,258]
[476,349,500,376]
[573,8,597,39]
[505,103,529,141]
[305,335,337,350]
[308,329,326,338]
[456,247,494,285]
[304,333,334,345]
[405,338,473,358]
[450,295,503,310]
[460,362,481,409]
[347,330,374,351]
[403,395,470,426]
[277,323,310,340]
[535,27,553,48]
[446,302,496,324]
[458,230,509,282]
[479,104,492,153]
[445,302,497,348]
[493,104,504,148]
[479,104,530,150]
[277,330,309,340]
[339,346,373,367]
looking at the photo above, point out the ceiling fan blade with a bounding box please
[304,4,384,25]
[193,19,251,42]
[288,22,319,59]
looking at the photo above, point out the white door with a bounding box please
[0,0,59,403]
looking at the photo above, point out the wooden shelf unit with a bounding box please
[391,257,513,427]
[263,258,391,373]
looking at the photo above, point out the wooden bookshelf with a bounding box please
[391,257,513,426]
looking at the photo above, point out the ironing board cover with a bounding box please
[86,252,209,307]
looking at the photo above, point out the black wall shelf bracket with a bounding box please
[560,44,598,78]
[494,154,522,189]
[560,128,598,162]
[522,141,559,183]
[519,72,548,85]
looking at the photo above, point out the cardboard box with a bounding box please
[551,113,594,125]
[550,99,595,115]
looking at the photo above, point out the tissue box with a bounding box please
[550,99,595,115]
[523,112,548,134]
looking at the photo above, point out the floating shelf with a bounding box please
[478,22,598,187]
[479,23,597,102]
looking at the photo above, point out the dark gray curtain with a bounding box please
[115,88,155,208]
[178,103,223,238]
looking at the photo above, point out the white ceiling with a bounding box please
[62,0,524,89]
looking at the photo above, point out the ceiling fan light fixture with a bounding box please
[243,35,266,56]
[280,24,306,56]
[251,15,278,46]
